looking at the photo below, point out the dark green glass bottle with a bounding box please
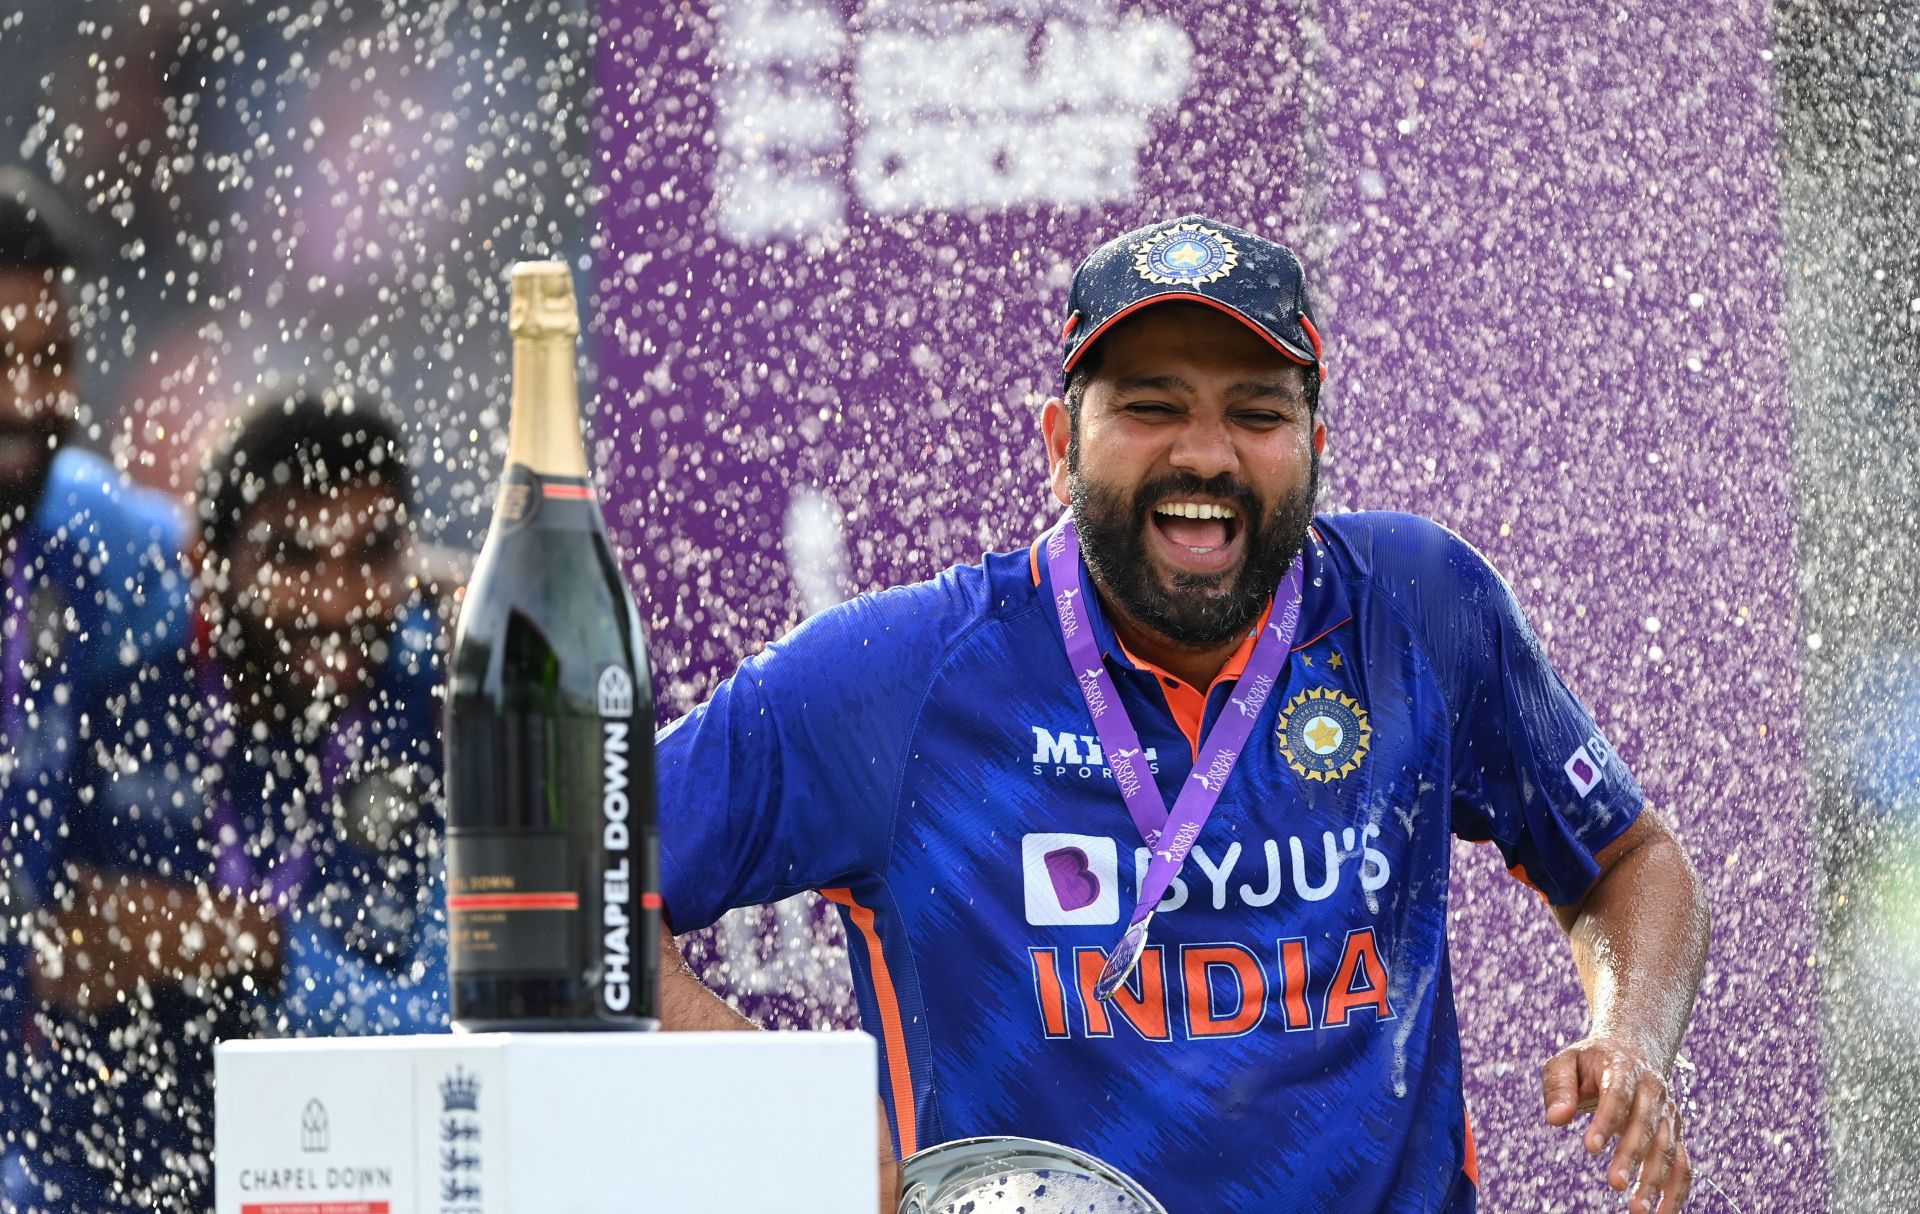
[446,261,660,1030]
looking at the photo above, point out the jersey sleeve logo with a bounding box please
[1564,739,1604,797]
[1133,222,1239,286]
[1276,687,1373,783]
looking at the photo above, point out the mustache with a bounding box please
[1129,472,1262,524]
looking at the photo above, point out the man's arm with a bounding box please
[32,862,283,1016]
[656,921,760,1032]
[1541,809,1709,1214]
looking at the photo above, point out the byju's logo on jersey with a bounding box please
[1133,222,1239,286]
[1564,734,1610,797]
[1276,687,1372,783]
[1022,833,1119,926]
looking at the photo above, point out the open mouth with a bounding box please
[1146,499,1245,575]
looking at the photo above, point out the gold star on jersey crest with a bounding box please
[1276,687,1373,783]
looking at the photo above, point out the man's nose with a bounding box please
[1167,415,1238,481]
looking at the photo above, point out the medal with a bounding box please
[1047,518,1303,1000]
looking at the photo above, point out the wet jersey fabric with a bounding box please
[0,447,192,904]
[655,511,1643,1212]
[0,447,194,1212]
[191,595,452,1038]
[14,566,449,1212]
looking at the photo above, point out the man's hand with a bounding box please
[30,864,282,1016]
[1542,1035,1691,1212]
[1542,810,1707,1213]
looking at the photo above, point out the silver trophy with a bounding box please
[898,1136,1169,1214]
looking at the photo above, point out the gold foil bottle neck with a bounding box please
[509,261,580,338]
[503,260,589,480]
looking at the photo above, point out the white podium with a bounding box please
[214,1032,878,1214]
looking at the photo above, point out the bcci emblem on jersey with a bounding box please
[1132,222,1239,286]
[1276,687,1373,783]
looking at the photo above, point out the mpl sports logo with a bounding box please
[1029,725,1159,780]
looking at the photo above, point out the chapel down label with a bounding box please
[445,260,660,1030]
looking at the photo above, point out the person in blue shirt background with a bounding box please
[185,389,451,1040]
[0,165,203,1214]
[650,217,1710,1213]
[18,386,453,1211]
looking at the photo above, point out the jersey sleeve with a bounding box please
[1380,516,1644,905]
[653,574,971,933]
[32,467,197,897]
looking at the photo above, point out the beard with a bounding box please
[216,606,389,734]
[1068,442,1319,651]
[0,413,71,523]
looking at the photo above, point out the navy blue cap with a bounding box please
[1061,215,1324,387]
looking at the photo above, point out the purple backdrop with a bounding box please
[592,0,1824,1206]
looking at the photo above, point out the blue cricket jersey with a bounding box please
[655,511,1643,1212]
[1,447,192,896]
[39,596,454,1211]
[206,595,452,1039]
[1,447,194,1212]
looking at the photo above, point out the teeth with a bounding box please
[1154,501,1236,520]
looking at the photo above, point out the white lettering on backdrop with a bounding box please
[711,0,1194,244]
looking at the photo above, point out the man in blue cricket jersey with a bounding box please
[18,386,452,1211]
[0,166,208,1213]
[183,390,451,1045]
[652,216,1709,1213]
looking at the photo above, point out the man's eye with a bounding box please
[1125,401,1175,415]
[1235,411,1285,426]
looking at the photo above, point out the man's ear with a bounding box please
[1041,396,1072,506]
[1313,419,1328,457]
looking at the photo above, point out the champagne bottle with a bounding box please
[446,261,660,1030]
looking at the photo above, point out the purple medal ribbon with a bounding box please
[0,540,35,750]
[1046,518,1305,1001]
[197,646,366,908]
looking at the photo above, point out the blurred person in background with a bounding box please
[21,388,456,1211]
[0,166,202,1212]
[187,389,453,1040]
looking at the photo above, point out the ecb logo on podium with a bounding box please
[439,1067,484,1213]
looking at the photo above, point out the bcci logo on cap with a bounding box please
[598,666,633,718]
[1133,222,1238,286]
[1022,833,1119,926]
